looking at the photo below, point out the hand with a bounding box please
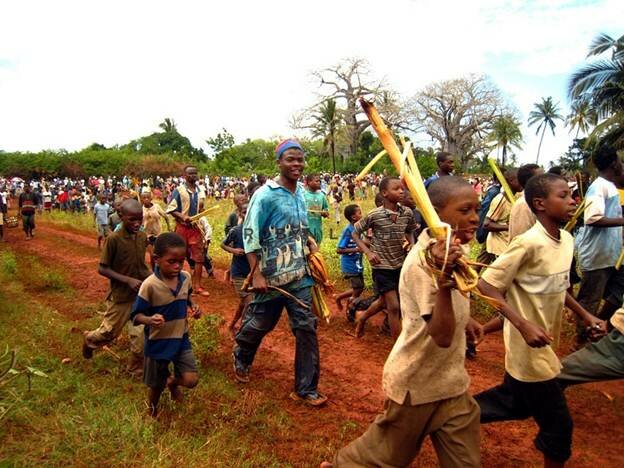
[126,278,142,292]
[149,314,165,328]
[366,251,381,265]
[585,316,607,340]
[182,215,192,224]
[518,320,553,348]
[321,211,329,218]
[252,271,268,294]
[190,304,202,319]
[465,318,484,346]
[429,238,462,272]
[307,236,319,254]
[233,248,245,256]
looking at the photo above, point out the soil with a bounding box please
[3,220,624,467]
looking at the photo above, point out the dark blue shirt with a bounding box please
[223,224,251,278]
[337,224,363,275]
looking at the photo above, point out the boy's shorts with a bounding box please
[372,268,401,295]
[143,349,198,390]
[97,224,110,237]
[345,273,364,291]
[475,372,573,463]
[232,276,252,299]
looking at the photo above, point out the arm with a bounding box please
[336,246,360,254]
[483,218,508,232]
[157,205,171,231]
[586,217,624,227]
[133,312,165,328]
[352,217,380,265]
[98,264,143,291]
[564,292,607,334]
[246,252,268,293]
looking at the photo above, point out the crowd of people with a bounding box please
[1,139,624,466]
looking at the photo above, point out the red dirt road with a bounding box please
[3,221,624,467]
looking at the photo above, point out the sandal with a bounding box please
[196,288,210,297]
[289,391,328,407]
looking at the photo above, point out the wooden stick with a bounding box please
[188,205,220,222]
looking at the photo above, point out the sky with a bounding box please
[0,0,622,167]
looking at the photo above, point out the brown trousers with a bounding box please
[335,392,481,468]
[84,299,144,358]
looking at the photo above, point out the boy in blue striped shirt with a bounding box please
[131,232,202,417]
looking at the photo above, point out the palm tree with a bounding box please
[488,115,523,167]
[159,118,177,133]
[528,97,563,164]
[566,99,597,139]
[312,99,340,173]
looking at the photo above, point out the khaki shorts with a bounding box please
[232,276,252,299]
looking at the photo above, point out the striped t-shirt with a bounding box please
[354,205,417,270]
[131,270,192,361]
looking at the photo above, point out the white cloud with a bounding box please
[0,0,621,169]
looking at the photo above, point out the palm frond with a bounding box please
[587,33,616,58]
[568,60,623,100]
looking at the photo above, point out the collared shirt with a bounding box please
[243,179,311,288]
[382,230,471,405]
[131,270,192,361]
[166,184,199,219]
[99,228,151,303]
[576,177,622,271]
[508,193,536,240]
[304,189,329,243]
[482,222,573,382]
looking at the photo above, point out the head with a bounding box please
[374,192,385,207]
[593,144,622,178]
[98,195,106,204]
[114,200,122,214]
[504,169,522,193]
[24,185,31,193]
[140,191,153,207]
[275,139,305,182]
[237,202,249,219]
[257,174,267,185]
[379,177,404,204]
[428,176,480,243]
[344,204,362,224]
[517,164,543,190]
[306,173,321,191]
[120,199,143,234]
[524,173,576,224]
[184,166,198,185]
[153,232,187,278]
[436,152,455,175]
[401,187,416,209]
[233,193,247,209]
[548,166,564,176]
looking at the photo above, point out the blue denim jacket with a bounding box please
[243,180,311,287]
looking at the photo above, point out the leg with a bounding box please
[127,320,145,375]
[285,287,320,397]
[600,267,624,322]
[354,296,385,337]
[84,300,133,352]
[234,298,284,370]
[558,330,624,387]
[229,300,245,337]
[430,393,481,468]
[168,349,199,402]
[575,268,609,344]
[474,373,530,424]
[148,387,165,417]
[334,290,353,312]
[382,289,401,339]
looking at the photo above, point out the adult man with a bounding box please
[19,184,38,240]
[166,166,209,297]
[424,151,455,188]
[233,139,327,406]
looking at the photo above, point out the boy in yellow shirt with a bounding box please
[477,173,606,467]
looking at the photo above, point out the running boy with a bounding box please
[334,204,364,317]
[93,195,111,249]
[221,202,252,336]
[304,174,329,245]
[131,232,201,417]
[477,173,605,467]
[323,176,483,467]
[82,199,151,376]
[352,177,417,338]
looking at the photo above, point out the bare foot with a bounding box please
[354,317,366,338]
[228,323,237,340]
[320,462,333,468]
[167,377,183,402]
[334,295,344,313]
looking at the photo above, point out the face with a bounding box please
[238,204,248,219]
[436,186,480,244]
[613,158,623,178]
[308,176,321,191]
[98,196,105,204]
[382,179,404,203]
[278,149,305,181]
[351,207,362,223]
[121,208,143,233]
[534,179,576,223]
[140,193,152,206]
[440,157,455,174]
[156,246,186,278]
[507,175,522,193]
[185,167,198,184]
[401,188,416,209]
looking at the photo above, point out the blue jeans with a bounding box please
[234,286,319,396]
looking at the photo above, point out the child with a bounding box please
[221,203,253,336]
[508,163,543,239]
[224,194,247,235]
[334,204,364,316]
[108,201,122,232]
[130,232,201,417]
[477,173,605,467]
[352,177,417,338]
[304,174,329,245]
[82,199,151,377]
[93,195,111,249]
[141,191,170,268]
[323,177,483,467]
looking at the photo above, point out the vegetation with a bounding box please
[528,96,563,164]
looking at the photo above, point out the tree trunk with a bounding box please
[330,133,336,174]
[536,126,546,164]
[502,145,507,168]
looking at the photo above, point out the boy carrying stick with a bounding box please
[323,177,484,467]
[477,173,606,467]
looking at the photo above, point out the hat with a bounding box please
[275,139,303,159]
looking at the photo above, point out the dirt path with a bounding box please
[3,222,624,466]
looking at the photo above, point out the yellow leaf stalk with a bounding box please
[564,200,591,232]
[355,149,387,182]
[616,249,624,271]
[487,158,516,205]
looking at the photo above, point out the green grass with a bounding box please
[0,248,294,466]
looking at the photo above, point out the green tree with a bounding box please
[311,98,340,174]
[566,99,597,139]
[487,114,523,168]
[206,128,235,156]
[528,96,563,164]
[158,118,177,133]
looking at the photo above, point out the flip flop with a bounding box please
[196,288,210,297]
